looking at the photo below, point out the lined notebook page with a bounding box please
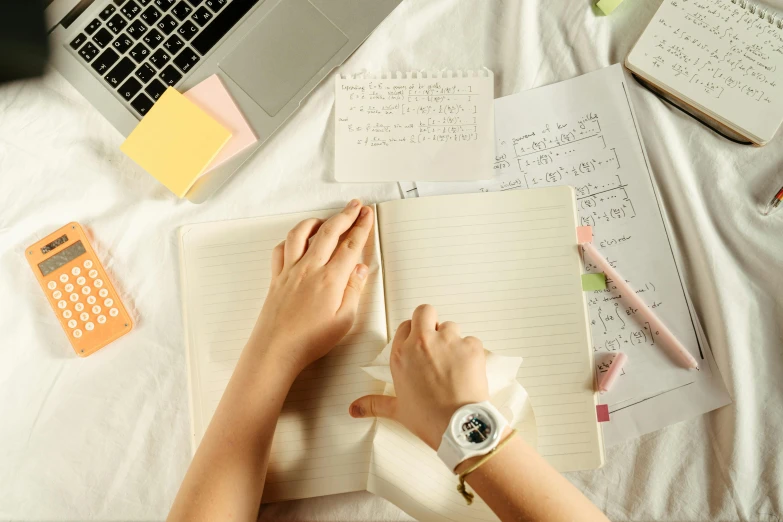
[375,188,603,476]
[179,209,387,503]
[627,0,783,143]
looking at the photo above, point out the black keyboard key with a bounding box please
[92,27,114,47]
[138,0,152,5]
[159,64,182,86]
[173,47,199,72]
[149,48,171,67]
[121,0,142,19]
[135,62,156,82]
[191,6,212,25]
[155,0,176,11]
[163,34,184,54]
[104,56,135,87]
[143,28,164,48]
[91,48,119,73]
[172,1,193,20]
[141,5,160,23]
[127,19,148,39]
[204,0,226,13]
[131,93,155,116]
[79,42,100,62]
[177,20,198,41]
[113,0,125,5]
[145,78,167,100]
[106,14,127,33]
[129,42,151,62]
[100,5,116,20]
[112,33,134,53]
[85,18,101,35]
[70,33,87,50]
[157,14,178,34]
[187,0,204,5]
[118,77,143,100]
[193,0,259,55]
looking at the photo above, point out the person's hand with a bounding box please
[248,200,374,375]
[349,305,490,449]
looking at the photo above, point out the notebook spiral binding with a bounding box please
[730,0,783,28]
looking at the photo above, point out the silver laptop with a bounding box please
[44,0,401,202]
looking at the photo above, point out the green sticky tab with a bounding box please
[582,273,607,291]
[596,0,625,15]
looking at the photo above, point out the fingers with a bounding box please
[305,200,363,265]
[338,264,369,319]
[284,218,323,268]
[437,321,461,337]
[328,206,374,279]
[349,395,397,420]
[271,241,284,278]
[393,320,412,344]
[411,304,438,335]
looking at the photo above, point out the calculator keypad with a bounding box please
[42,255,129,346]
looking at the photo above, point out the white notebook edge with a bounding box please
[623,55,766,145]
[179,224,204,456]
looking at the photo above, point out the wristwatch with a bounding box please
[437,401,509,473]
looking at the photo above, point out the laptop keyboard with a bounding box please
[68,0,261,117]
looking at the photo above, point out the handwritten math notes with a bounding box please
[334,71,494,182]
[627,0,783,143]
[417,64,715,407]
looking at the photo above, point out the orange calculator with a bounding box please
[26,222,133,357]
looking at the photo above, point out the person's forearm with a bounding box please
[167,340,298,522]
[456,430,609,522]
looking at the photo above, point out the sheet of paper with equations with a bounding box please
[416,65,730,445]
[334,71,494,182]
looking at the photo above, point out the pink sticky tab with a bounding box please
[577,226,593,244]
[596,404,610,422]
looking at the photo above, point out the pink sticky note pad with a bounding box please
[596,404,610,422]
[577,225,593,244]
[184,75,258,176]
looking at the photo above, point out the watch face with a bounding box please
[450,406,499,449]
[459,413,493,444]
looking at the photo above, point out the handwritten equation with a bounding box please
[337,77,488,148]
[334,72,494,182]
[634,0,783,106]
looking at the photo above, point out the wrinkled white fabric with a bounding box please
[1,0,782,520]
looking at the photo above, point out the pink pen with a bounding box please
[598,352,628,393]
[580,241,699,370]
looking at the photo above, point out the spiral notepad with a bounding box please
[626,0,783,145]
[334,70,494,181]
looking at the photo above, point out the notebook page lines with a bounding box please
[377,190,601,471]
[182,211,387,502]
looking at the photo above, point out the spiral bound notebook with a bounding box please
[626,0,783,145]
[179,188,603,520]
[334,70,495,182]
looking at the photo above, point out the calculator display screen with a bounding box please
[41,234,68,254]
[38,241,87,276]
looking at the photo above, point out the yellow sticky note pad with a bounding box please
[120,88,231,197]
[582,273,607,291]
[596,0,625,15]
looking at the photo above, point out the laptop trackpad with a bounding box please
[219,0,348,117]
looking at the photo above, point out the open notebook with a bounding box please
[626,0,783,145]
[179,188,603,520]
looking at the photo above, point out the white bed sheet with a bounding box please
[1,0,782,520]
